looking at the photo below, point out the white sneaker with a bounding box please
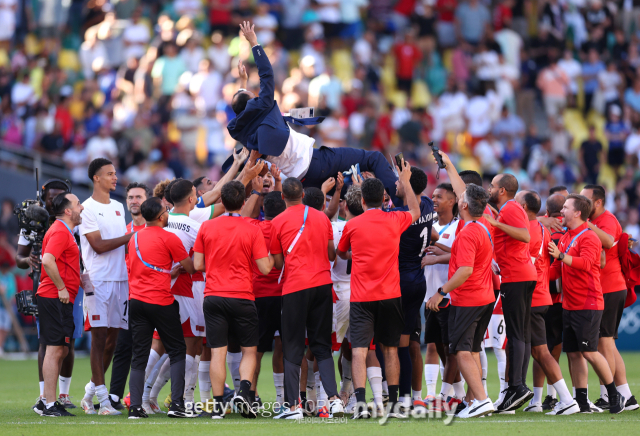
[149,398,164,414]
[345,394,357,413]
[546,400,580,416]
[273,407,304,420]
[329,398,344,417]
[98,403,122,415]
[142,402,154,415]
[494,388,507,409]
[589,400,604,413]
[80,398,97,415]
[523,402,543,412]
[351,409,371,419]
[459,398,494,418]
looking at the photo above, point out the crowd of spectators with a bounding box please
[3,2,640,350]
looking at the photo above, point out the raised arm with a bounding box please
[239,21,274,107]
[397,159,420,223]
[437,151,466,200]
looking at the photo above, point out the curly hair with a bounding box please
[153,179,173,200]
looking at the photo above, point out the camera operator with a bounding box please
[37,192,84,417]
[15,179,83,412]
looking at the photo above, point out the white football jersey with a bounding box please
[424,216,459,301]
[189,204,216,223]
[165,212,201,288]
[331,220,350,290]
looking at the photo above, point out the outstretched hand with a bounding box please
[239,21,258,46]
[234,146,249,164]
[396,158,411,183]
[238,59,248,82]
[322,177,336,195]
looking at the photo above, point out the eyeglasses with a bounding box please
[157,210,168,220]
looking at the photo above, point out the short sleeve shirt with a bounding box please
[494,200,537,283]
[591,210,627,294]
[245,218,283,298]
[127,226,189,306]
[270,205,333,295]
[529,219,552,307]
[38,220,81,303]
[194,215,268,300]
[338,209,413,302]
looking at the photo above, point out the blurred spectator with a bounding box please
[207,31,231,73]
[537,56,569,125]
[0,199,19,246]
[605,105,629,172]
[80,28,108,80]
[474,131,504,180]
[557,49,581,106]
[63,137,90,185]
[493,106,525,153]
[152,42,187,96]
[253,2,278,46]
[580,125,604,184]
[582,48,605,115]
[123,9,151,60]
[455,0,490,45]
[86,125,119,163]
[393,30,422,95]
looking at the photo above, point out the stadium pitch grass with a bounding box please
[1,352,639,435]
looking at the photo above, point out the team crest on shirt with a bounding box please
[442,234,450,239]
[92,315,100,321]
[116,211,121,216]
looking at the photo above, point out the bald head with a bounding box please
[546,193,566,217]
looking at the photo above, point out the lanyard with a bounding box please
[129,221,147,232]
[464,220,493,247]
[564,228,590,254]
[224,213,242,217]
[438,218,456,236]
[279,206,309,283]
[498,199,514,214]
[57,219,74,236]
[134,232,172,274]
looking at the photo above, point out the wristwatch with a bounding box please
[250,190,261,197]
[437,287,447,297]
[558,252,565,261]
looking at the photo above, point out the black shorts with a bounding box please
[545,302,563,349]
[600,290,626,339]
[203,296,259,349]
[37,296,74,347]
[424,303,450,345]
[531,305,549,347]
[563,309,603,353]
[608,147,625,167]
[400,281,427,336]
[396,77,413,93]
[350,297,404,348]
[410,314,421,343]
[448,303,493,354]
[256,296,282,353]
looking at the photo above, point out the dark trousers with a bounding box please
[501,281,536,387]
[109,320,133,400]
[128,299,186,408]
[281,284,338,407]
[304,146,400,206]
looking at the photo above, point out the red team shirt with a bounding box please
[494,200,537,283]
[38,220,81,303]
[337,209,413,302]
[590,210,627,294]
[549,223,604,311]
[270,205,333,295]
[448,221,495,307]
[194,215,268,301]
[245,218,283,298]
[528,219,552,307]
[125,221,146,270]
[548,216,566,305]
[127,226,189,306]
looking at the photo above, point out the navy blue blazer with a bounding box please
[227,45,290,157]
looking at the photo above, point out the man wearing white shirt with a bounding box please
[122,10,150,60]
[86,126,119,163]
[78,159,135,416]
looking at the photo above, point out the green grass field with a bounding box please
[1,351,639,435]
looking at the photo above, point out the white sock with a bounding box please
[306,360,317,406]
[440,382,453,398]
[440,361,445,380]
[546,383,556,399]
[315,371,328,408]
[199,361,212,402]
[145,350,161,380]
[367,366,383,409]
[59,376,71,396]
[453,380,466,400]
[413,389,422,401]
[425,364,439,397]
[572,387,576,398]
[226,352,242,392]
[340,356,352,394]
[401,395,411,408]
[46,401,55,409]
[532,387,543,404]
[274,373,285,404]
[96,384,110,407]
[553,379,573,405]
[480,347,488,395]
[39,381,45,397]
[144,354,169,403]
[600,384,608,400]
[150,357,172,400]
[84,380,96,401]
[617,383,632,400]
[382,380,389,396]
[183,355,196,404]
[494,348,507,392]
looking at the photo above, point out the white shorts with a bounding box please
[83,280,129,330]
[484,314,507,349]
[333,287,350,343]
[175,282,206,337]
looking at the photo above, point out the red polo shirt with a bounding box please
[549,222,604,311]
[494,200,537,283]
[38,220,81,304]
[245,218,283,298]
[529,219,552,307]
[590,210,627,294]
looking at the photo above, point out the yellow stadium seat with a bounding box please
[411,80,431,108]
[58,50,81,72]
[0,49,8,68]
[25,34,42,56]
